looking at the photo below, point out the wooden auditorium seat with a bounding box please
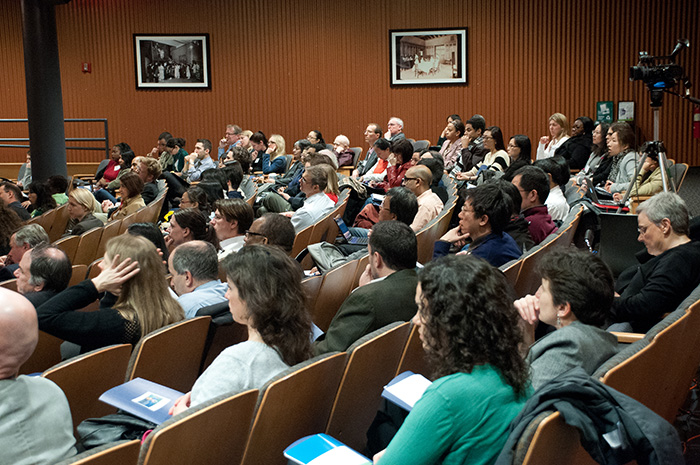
[54,439,141,465]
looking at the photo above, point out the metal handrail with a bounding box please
[0,118,109,158]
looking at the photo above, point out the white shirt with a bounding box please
[218,235,245,260]
[291,192,335,232]
[536,136,569,160]
[545,186,570,222]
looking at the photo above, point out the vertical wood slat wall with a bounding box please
[0,0,698,165]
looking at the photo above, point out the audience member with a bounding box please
[165,208,211,252]
[273,139,306,188]
[0,288,77,464]
[604,122,638,194]
[536,112,570,160]
[307,130,325,146]
[453,115,488,175]
[286,165,335,232]
[249,131,268,172]
[438,118,464,172]
[180,186,211,216]
[223,162,245,199]
[611,193,700,332]
[0,224,48,281]
[434,182,521,266]
[373,138,413,192]
[417,155,448,203]
[148,131,172,159]
[94,145,135,203]
[314,221,418,354]
[26,181,56,217]
[373,254,531,464]
[65,188,104,235]
[436,113,461,147]
[102,172,145,221]
[502,135,533,182]
[575,122,611,186]
[0,182,30,221]
[169,241,228,318]
[332,134,355,167]
[182,139,217,182]
[499,180,535,253]
[244,213,296,254]
[613,141,666,201]
[534,155,571,222]
[515,248,618,389]
[37,235,184,353]
[46,175,69,206]
[386,117,406,141]
[170,245,312,413]
[161,137,187,172]
[135,155,165,205]
[511,165,557,244]
[359,137,391,183]
[94,144,124,188]
[555,116,594,170]
[217,124,243,160]
[262,134,287,174]
[17,150,32,189]
[403,165,443,231]
[127,222,170,261]
[0,203,24,256]
[459,125,510,182]
[354,124,383,178]
[15,242,72,308]
[211,198,254,259]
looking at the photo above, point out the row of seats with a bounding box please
[48,319,427,465]
[51,277,700,464]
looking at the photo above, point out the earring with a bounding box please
[556,315,562,328]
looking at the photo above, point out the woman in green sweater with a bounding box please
[375,255,532,465]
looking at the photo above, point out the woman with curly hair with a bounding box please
[375,255,532,465]
[0,203,24,255]
[170,245,313,413]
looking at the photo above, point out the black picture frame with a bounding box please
[133,34,211,90]
[390,28,468,86]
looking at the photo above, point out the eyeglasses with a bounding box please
[402,177,419,183]
[245,230,266,238]
[300,177,309,184]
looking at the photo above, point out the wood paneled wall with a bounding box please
[1,0,698,164]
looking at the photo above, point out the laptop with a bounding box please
[583,176,629,212]
[334,217,370,245]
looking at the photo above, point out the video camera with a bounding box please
[630,39,690,106]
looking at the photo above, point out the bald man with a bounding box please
[403,165,444,231]
[0,288,76,464]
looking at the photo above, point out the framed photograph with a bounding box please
[390,28,467,86]
[133,34,211,89]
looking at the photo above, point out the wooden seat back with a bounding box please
[53,234,81,262]
[42,344,132,433]
[55,439,140,465]
[139,390,258,465]
[395,323,430,378]
[18,330,63,375]
[326,322,411,451]
[241,352,347,465]
[312,259,359,332]
[126,316,211,393]
[73,227,104,266]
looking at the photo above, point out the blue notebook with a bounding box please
[284,434,371,464]
[98,377,184,424]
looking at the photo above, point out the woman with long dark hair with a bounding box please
[502,134,533,182]
[170,245,313,413]
[458,125,510,182]
[26,182,56,218]
[374,255,531,464]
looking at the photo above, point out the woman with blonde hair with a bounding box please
[262,134,287,174]
[317,163,340,203]
[536,112,570,160]
[64,188,103,235]
[37,234,184,353]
